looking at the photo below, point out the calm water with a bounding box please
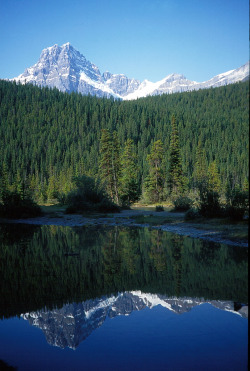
[0,224,248,371]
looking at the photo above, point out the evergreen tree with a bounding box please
[193,139,207,188]
[167,115,185,194]
[99,129,114,200]
[47,174,59,201]
[198,160,222,218]
[112,131,121,205]
[0,163,10,199]
[242,178,249,192]
[193,138,208,201]
[120,139,139,205]
[145,139,164,203]
[207,161,221,193]
[99,129,121,205]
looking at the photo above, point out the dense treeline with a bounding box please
[0,79,248,203]
[0,224,248,318]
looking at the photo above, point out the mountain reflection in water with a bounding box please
[21,291,248,349]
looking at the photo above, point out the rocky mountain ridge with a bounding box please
[12,43,249,100]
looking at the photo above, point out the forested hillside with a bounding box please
[0,79,248,203]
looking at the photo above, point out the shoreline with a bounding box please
[1,209,248,248]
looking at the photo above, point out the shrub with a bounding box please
[185,208,200,221]
[225,206,246,221]
[65,175,120,213]
[173,195,193,211]
[96,198,120,213]
[155,205,164,212]
[198,191,222,218]
[0,191,42,219]
[225,187,249,220]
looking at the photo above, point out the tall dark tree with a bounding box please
[120,139,139,205]
[193,138,208,195]
[99,129,121,205]
[0,163,10,199]
[112,131,121,205]
[99,129,115,201]
[167,115,185,194]
[207,161,221,193]
[145,139,165,203]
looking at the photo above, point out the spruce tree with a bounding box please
[0,163,10,200]
[207,161,221,193]
[168,115,185,194]
[145,139,164,203]
[198,161,222,217]
[99,129,114,201]
[111,131,121,205]
[99,129,121,205]
[193,138,208,198]
[120,139,139,205]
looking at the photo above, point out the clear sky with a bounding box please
[0,0,249,82]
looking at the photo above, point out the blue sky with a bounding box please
[0,0,249,82]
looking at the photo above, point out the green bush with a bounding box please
[65,175,120,213]
[173,195,193,211]
[198,191,222,218]
[225,206,245,221]
[185,208,200,221]
[0,191,42,219]
[155,205,164,212]
[225,187,249,220]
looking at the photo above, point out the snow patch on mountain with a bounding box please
[131,290,175,311]
[85,294,121,319]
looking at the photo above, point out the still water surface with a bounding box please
[0,224,248,370]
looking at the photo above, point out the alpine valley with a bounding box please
[12,42,249,100]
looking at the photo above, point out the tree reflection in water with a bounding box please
[0,224,248,319]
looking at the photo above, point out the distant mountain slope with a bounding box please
[12,43,249,100]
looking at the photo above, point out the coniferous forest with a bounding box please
[0,79,249,210]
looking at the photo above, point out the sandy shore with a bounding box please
[2,208,248,248]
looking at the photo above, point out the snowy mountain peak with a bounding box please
[62,42,71,47]
[11,43,249,100]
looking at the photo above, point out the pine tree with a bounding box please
[168,115,185,194]
[99,129,114,200]
[193,138,208,195]
[242,178,249,192]
[120,139,139,205]
[47,174,59,201]
[145,139,164,203]
[111,131,121,205]
[207,161,221,193]
[99,129,121,205]
[0,163,10,200]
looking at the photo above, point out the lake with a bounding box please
[0,224,248,370]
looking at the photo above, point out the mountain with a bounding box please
[12,43,249,100]
[12,43,140,99]
[21,291,248,349]
[124,63,250,99]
